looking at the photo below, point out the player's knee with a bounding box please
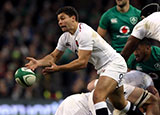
[93,91,106,103]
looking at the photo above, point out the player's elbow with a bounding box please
[81,62,88,68]
[79,59,88,69]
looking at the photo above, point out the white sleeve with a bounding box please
[78,31,93,51]
[56,34,67,51]
[131,19,148,40]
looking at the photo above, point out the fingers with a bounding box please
[25,57,36,71]
[25,64,35,71]
[26,57,34,61]
[43,67,53,72]
[49,61,55,66]
[42,67,53,75]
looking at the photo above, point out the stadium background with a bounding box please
[0,0,159,114]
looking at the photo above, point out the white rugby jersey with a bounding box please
[124,70,154,89]
[131,12,160,41]
[55,93,94,115]
[55,91,112,115]
[56,23,121,70]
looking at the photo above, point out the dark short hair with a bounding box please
[56,6,79,21]
[141,3,160,17]
[139,38,151,46]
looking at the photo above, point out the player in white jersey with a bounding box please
[88,79,160,115]
[124,70,159,97]
[121,3,160,61]
[55,81,160,115]
[55,91,111,115]
[25,6,142,115]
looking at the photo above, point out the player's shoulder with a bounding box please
[79,23,93,34]
[129,5,141,17]
[61,32,70,36]
[152,46,160,52]
[59,32,71,41]
[151,46,160,58]
[147,12,160,18]
[130,5,141,12]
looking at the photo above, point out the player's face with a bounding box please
[134,45,146,62]
[116,0,128,7]
[57,13,75,32]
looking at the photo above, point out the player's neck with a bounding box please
[117,3,130,13]
[69,22,78,35]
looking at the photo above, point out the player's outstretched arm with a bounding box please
[97,26,107,38]
[25,49,64,71]
[43,50,91,73]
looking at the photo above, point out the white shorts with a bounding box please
[97,56,127,87]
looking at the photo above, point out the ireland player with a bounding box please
[97,0,141,53]
[127,38,160,93]
[121,3,160,61]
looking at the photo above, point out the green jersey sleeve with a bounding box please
[99,11,110,29]
[152,46,160,61]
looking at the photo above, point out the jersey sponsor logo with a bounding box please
[154,62,160,70]
[130,17,138,25]
[120,26,130,34]
[111,18,118,23]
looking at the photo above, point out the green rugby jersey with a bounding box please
[127,46,160,91]
[127,46,160,76]
[99,5,141,53]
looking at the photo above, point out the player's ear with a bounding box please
[71,15,76,21]
[147,45,150,50]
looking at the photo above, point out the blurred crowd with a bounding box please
[0,0,159,101]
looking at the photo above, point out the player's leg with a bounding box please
[93,76,116,115]
[94,56,144,115]
[124,70,159,97]
[127,87,160,115]
[108,85,143,115]
[93,76,143,115]
[113,85,160,115]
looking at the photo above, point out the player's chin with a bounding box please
[61,27,67,32]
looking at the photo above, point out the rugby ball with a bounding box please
[14,67,36,87]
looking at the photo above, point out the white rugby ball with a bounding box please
[15,67,36,87]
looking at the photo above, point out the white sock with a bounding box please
[94,101,107,110]
[121,101,131,113]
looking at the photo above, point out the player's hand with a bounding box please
[25,57,38,71]
[42,62,59,75]
[146,86,159,96]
